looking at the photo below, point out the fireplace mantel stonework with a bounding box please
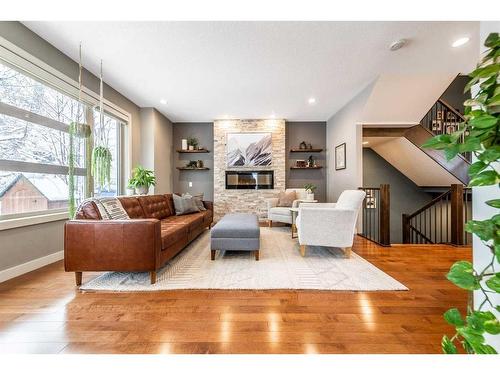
[213,119,286,221]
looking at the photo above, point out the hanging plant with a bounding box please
[423,32,500,354]
[92,145,112,191]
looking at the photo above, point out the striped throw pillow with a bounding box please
[98,197,129,220]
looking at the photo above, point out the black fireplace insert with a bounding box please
[225,170,274,190]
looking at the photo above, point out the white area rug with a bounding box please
[81,227,408,291]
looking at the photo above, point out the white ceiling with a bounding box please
[24,21,479,122]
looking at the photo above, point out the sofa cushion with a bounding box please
[118,197,146,218]
[138,195,172,219]
[165,212,205,232]
[74,199,102,220]
[160,221,188,249]
[164,194,175,216]
[269,206,292,216]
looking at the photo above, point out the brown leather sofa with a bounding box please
[64,194,213,285]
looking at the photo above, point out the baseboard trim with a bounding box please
[0,250,63,283]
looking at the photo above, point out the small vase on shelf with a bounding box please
[181,139,188,150]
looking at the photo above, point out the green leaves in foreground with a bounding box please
[425,32,500,354]
[446,261,480,290]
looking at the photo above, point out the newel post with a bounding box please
[450,184,464,246]
[379,184,390,246]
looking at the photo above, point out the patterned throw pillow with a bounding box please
[182,193,207,211]
[173,194,200,215]
[277,190,297,207]
[98,197,130,220]
[75,198,111,220]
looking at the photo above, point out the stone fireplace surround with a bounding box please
[213,119,285,221]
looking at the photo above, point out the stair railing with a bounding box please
[358,184,390,246]
[420,98,471,162]
[402,184,472,245]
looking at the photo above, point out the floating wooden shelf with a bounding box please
[290,148,323,153]
[290,166,323,170]
[176,167,210,171]
[176,149,210,153]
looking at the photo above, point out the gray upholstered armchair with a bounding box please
[265,188,308,226]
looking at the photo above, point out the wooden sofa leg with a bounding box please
[343,247,352,258]
[255,250,260,261]
[75,272,82,286]
[150,271,157,285]
[211,250,216,260]
[268,220,272,227]
[300,245,306,257]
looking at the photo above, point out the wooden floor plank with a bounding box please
[0,236,470,354]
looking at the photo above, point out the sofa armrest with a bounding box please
[203,200,214,211]
[64,219,161,272]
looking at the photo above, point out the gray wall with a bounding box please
[0,22,145,274]
[363,148,433,243]
[286,122,327,202]
[440,75,470,113]
[172,123,214,201]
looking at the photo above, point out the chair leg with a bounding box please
[343,247,352,258]
[75,272,82,286]
[255,250,260,261]
[268,220,272,227]
[211,250,216,260]
[300,245,306,257]
[150,271,157,284]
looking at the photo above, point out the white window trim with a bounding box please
[0,36,133,230]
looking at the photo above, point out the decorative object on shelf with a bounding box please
[295,160,307,168]
[304,183,317,201]
[335,143,346,170]
[181,139,188,150]
[307,155,316,167]
[128,166,156,195]
[226,132,272,167]
[186,160,198,168]
[91,60,113,194]
[299,141,307,149]
[307,143,313,149]
[196,160,204,168]
[187,136,199,150]
[422,32,500,354]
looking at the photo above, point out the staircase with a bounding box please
[402,184,472,245]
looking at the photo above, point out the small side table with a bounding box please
[290,200,318,239]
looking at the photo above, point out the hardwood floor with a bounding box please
[0,236,470,354]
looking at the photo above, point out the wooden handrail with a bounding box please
[409,225,434,244]
[407,189,451,219]
[437,99,466,121]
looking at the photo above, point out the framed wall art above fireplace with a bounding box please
[226,132,272,167]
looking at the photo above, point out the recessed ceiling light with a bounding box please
[308,97,316,105]
[452,37,470,48]
[389,39,408,51]
[160,99,167,105]
[363,141,369,145]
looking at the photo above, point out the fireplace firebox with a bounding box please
[225,170,274,190]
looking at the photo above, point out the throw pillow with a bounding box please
[173,194,200,215]
[98,197,130,220]
[188,193,207,211]
[277,190,296,207]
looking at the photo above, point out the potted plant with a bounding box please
[187,136,199,150]
[304,183,317,201]
[125,183,135,196]
[128,166,156,195]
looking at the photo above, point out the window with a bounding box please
[0,58,125,219]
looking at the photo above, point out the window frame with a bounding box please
[0,36,132,226]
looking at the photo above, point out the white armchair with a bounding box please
[266,188,308,226]
[295,190,366,257]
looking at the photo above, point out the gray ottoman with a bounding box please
[210,213,260,261]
